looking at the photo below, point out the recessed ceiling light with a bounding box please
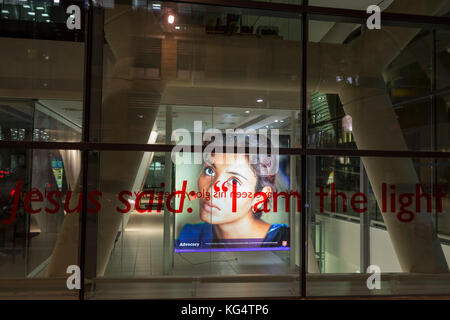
[256,99,263,103]
[42,13,49,17]
[28,12,35,16]
[23,5,30,8]
[36,6,45,10]
[245,110,250,114]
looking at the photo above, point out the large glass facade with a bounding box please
[0,0,449,299]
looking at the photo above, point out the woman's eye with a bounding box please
[228,178,241,186]
[204,167,215,176]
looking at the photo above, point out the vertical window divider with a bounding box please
[432,29,439,233]
[79,0,94,301]
[300,0,308,299]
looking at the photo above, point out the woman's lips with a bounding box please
[201,200,221,213]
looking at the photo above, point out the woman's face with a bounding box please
[198,153,257,224]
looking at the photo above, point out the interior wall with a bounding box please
[316,215,450,273]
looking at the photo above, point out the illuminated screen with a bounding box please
[51,158,64,190]
[174,135,291,253]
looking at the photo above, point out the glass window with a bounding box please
[0,0,85,142]
[0,148,81,298]
[307,155,450,296]
[83,150,301,299]
[307,17,449,152]
[95,2,302,145]
[1,0,449,301]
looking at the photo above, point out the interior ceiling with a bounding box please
[34,99,295,138]
[156,105,294,133]
[38,99,83,128]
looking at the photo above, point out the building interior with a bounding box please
[0,0,449,299]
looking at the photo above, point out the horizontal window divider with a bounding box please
[306,148,450,158]
[308,6,450,27]
[92,274,299,284]
[1,141,449,158]
[115,0,301,14]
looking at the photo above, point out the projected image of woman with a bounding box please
[176,135,289,250]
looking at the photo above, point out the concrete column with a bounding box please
[306,0,449,273]
[337,0,449,273]
[48,6,168,276]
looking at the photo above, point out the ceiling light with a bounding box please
[256,99,263,103]
[42,13,49,17]
[23,5,30,8]
[36,6,44,10]
[168,14,175,24]
[28,12,36,16]
[1,10,8,14]
[245,110,250,114]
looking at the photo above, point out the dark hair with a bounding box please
[203,132,278,219]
